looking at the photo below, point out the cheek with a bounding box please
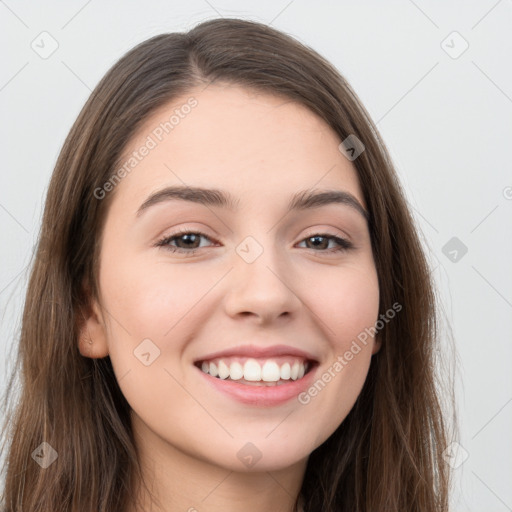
[101,256,208,342]
[322,264,379,386]
[296,263,379,439]
[304,261,380,345]
[98,259,206,420]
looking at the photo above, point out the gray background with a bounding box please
[1,1,511,510]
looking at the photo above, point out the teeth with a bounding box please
[218,360,230,379]
[244,359,262,381]
[209,362,218,378]
[261,361,281,382]
[280,362,291,380]
[229,361,244,380]
[198,357,310,383]
[290,361,299,380]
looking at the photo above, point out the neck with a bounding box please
[126,412,307,512]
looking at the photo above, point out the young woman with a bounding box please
[1,18,454,512]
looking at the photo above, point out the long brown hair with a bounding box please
[1,18,455,511]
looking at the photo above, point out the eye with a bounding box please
[155,229,216,256]
[296,233,354,254]
[155,230,354,256]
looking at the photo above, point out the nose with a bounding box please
[222,239,302,325]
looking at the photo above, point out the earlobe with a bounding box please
[77,298,110,359]
[371,335,382,355]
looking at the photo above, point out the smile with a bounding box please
[195,357,311,385]
[194,356,319,407]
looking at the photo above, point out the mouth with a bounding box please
[193,355,319,407]
[193,356,318,387]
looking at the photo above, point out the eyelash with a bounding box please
[155,228,355,256]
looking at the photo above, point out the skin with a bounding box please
[79,83,381,512]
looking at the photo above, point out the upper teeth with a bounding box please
[200,358,308,382]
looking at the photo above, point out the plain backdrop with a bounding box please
[1,1,511,510]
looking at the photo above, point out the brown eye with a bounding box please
[171,233,202,249]
[155,230,215,255]
[298,234,354,253]
[304,235,329,250]
[155,230,354,256]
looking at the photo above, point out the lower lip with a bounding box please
[195,364,318,407]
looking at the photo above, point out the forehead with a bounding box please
[113,83,365,213]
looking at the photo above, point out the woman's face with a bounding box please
[81,83,380,472]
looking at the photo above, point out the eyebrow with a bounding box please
[136,185,370,222]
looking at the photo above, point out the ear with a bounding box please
[77,288,110,359]
[371,333,382,355]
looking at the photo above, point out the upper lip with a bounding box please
[194,344,319,363]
